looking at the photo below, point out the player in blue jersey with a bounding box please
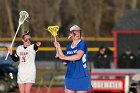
[54,25,91,93]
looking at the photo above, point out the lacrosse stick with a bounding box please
[47,26,59,53]
[5,11,29,60]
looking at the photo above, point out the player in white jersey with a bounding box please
[8,32,41,93]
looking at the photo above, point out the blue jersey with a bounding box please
[65,40,89,78]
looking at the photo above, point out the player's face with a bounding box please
[71,30,81,40]
[100,48,106,54]
[23,35,31,46]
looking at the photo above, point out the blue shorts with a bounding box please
[65,76,91,91]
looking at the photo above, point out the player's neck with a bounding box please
[24,44,30,47]
[72,40,81,47]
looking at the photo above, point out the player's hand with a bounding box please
[7,47,13,55]
[56,54,65,60]
[62,62,67,65]
[36,42,41,47]
[53,41,60,48]
[55,53,60,58]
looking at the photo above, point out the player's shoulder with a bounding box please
[80,40,86,43]
[79,40,87,45]
[17,45,23,49]
[23,44,34,50]
[30,44,34,47]
[28,44,34,48]
[66,42,72,48]
[16,45,24,52]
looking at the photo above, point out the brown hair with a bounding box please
[22,31,30,39]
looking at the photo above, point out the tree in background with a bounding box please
[0,0,140,37]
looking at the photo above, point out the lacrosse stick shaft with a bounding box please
[54,36,59,54]
[54,36,57,42]
[5,24,21,60]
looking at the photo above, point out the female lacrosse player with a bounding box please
[8,32,41,93]
[54,25,91,93]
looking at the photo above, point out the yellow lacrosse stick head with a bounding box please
[48,26,59,37]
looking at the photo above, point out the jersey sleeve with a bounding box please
[10,46,20,62]
[77,41,87,53]
[10,52,19,62]
[34,44,39,51]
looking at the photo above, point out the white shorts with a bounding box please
[17,70,36,84]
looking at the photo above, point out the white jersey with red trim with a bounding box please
[16,44,37,83]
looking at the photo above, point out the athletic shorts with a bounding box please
[17,71,36,84]
[65,76,91,91]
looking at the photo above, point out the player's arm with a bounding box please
[58,50,84,61]
[53,41,67,64]
[58,41,86,61]
[34,42,41,51]
[57,46,64,56]
[53,41,64,56]
[8,47,19,62]
[10,53,19,62]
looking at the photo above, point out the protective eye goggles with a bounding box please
[71,30,82,35]
[70,30,81,32]
[24,38,32,42]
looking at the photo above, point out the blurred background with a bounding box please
[0,0,140,93]
[1,0,140,37]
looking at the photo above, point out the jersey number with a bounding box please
[22,56,26,62]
